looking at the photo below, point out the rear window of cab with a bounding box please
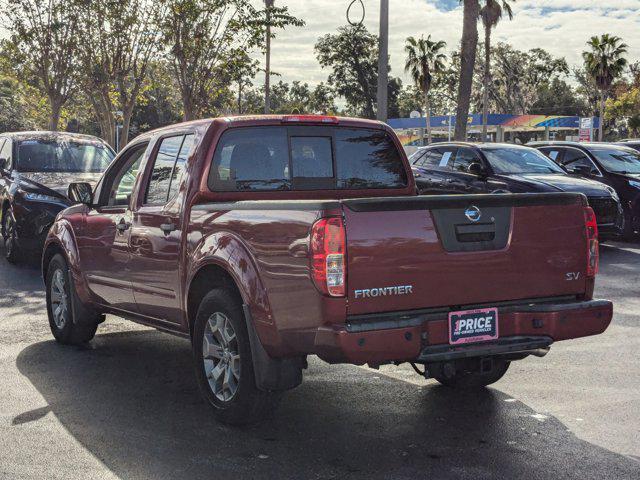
[208,126,408,191]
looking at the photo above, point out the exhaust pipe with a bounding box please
[528,347,550,358]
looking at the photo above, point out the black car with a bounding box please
[409,142,624,238]
[530,141,640,240]
[0,131,115,262]
[616,139,640,153]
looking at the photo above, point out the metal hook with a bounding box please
[346,0,365,27]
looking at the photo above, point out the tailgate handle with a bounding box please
[455,223,495,243]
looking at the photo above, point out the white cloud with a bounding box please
[256,0,640,88]
[2,0,638,91]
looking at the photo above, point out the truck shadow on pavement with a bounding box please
[16,330,640,480]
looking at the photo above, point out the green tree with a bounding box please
[309,82,337,114]
[479,0,514,139]
[454,0,480,140]
[77,0,165,148]
[474,43,568,114]
[226,49,259,114]
[162,0,258,121]
[0,76,34,131]
[404,35,447,143]
[532,78,588,116]
[130,60,183,135]
[605,63,640,137]
[582,34,628,141]
[574,67,600,116]
[315,25,379,118]
[262,0,305,113]
[4,0,81,130]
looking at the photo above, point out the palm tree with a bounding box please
[480,0,514,141]
[405,35,447,144]
[583,34,628,141]
[454,0,481,141]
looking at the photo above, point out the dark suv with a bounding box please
[409,142,624,239]
[530,141,640,239]
[0,131,115,262]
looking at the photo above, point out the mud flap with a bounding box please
[68,267,105,326]
[243,305,303,392]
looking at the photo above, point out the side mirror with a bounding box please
[468,162,487,177]
[68,182,93,206]
[0,158,7,176]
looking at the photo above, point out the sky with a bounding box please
[1,1,638,93]
[256,0,640,88]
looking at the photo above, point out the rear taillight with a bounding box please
[584,206,599,277]
[310,217,346,297]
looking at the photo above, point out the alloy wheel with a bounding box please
[3,211,16,257]
[202,312,241,402]
[50,269,69,329]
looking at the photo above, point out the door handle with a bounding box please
[116,219,130,232]
[160,222,177,234]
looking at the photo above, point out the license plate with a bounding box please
[449,307,499,345]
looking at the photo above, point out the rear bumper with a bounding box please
[313,299,613,365]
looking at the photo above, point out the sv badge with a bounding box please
[565,272,581,281]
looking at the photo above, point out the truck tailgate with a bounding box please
[342,194,588,316]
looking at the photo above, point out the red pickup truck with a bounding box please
[43,116,612,424]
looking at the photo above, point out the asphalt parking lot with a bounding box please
[0,242,639,480]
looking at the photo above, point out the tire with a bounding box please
[193,289,281,425]
[434,358,510,389]
[45,254,103,345]
[2,206,22,264]
[622,211,637,241]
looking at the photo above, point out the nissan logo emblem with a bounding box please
[465,206,482,222]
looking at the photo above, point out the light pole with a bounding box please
[113,111,123,152]
[264,0,274,114]
[376,0,389,122]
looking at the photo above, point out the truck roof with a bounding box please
[139,115,388,140]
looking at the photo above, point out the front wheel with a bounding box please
[193,289,281,425]
[433,358,510,389]
[2,206,22,263]
[46,254,103,345]
[622,211,637,241]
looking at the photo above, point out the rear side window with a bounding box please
[413,148,454,170]
[168,134,195,200]
[209,126,407,191]
[335,129,406,189]
[145,133,196,204]
[212,127,289,191]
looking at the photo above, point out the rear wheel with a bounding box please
[45,254,103,345]
[433,358,510,389]
[193,289,281,425]
[2,206,22,263]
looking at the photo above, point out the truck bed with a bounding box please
[189,192,591,359]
